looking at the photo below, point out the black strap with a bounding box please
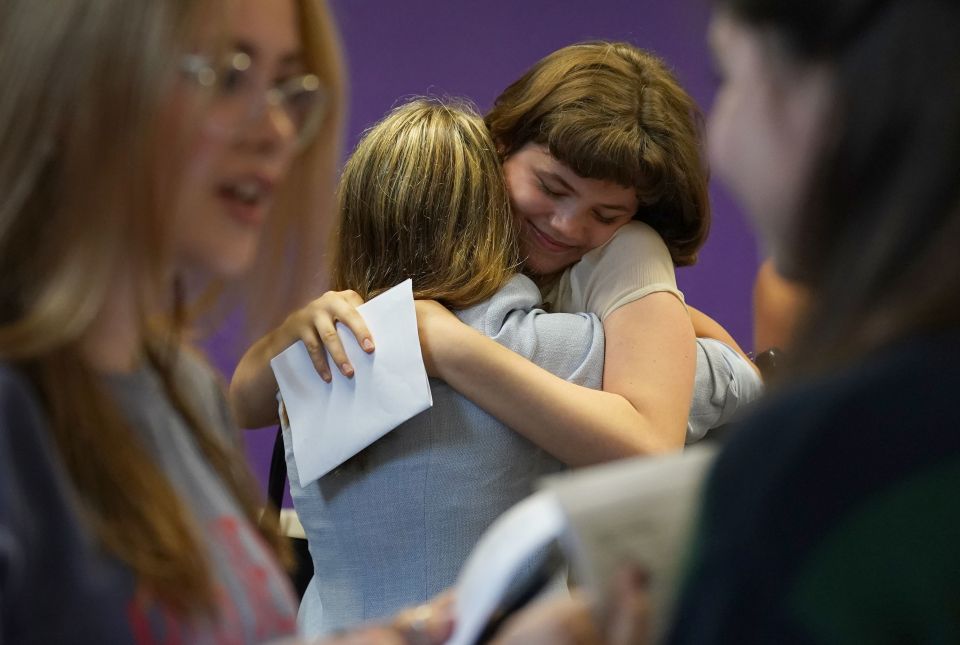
[267,426,287,512]
[263,426,314,601]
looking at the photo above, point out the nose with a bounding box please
[236,102,297,156]
[548,203,587,244]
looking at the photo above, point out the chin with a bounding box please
[521,255,561,280]
[197,245,259,280]
[217,253,258,279]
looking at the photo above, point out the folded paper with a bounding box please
[270,279,433,485]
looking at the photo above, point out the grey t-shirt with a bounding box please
[0,353,297,643]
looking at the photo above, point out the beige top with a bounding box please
[543,221,684,320]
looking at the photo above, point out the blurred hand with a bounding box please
[314,594,454,645]
[490,591,601,645]
[491,567,651,645]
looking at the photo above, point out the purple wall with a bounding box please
[212,0,761,491]
[330,0,759,344]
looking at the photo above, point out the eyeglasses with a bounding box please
[180,51,328,149]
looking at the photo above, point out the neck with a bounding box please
[530,270,562,292]
[80,276,144,374]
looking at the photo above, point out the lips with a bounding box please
[217,175,275,227]
[525,219,574,253]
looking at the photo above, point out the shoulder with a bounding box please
[173,345,224,391]
[730,332,960,450]
[683,333,960,643]
[708,332,960,532]
[456,274,544,330]
[0,363,64,517]
[589,220,673,266]
[606,220,671,249]
[556,221,681,319]
[0,363,50,446]
[170,346,238,441]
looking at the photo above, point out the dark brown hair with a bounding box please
[716,0,960,371]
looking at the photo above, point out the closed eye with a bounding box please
[594,212,620,225]
[538,178,563,197]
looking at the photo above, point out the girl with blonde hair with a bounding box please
[0,0,349,639]
[267,97,606,635]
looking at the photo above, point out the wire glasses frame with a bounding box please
[180,51,328,149]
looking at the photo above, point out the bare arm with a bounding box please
[687,305,760,376]
[418,292,695,466]
[753,258,807,351]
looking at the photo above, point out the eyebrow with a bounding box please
[541,171,633,212]
[234,40,305,68]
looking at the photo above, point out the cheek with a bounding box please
[709,89,780,205]
[503,161,548,222]
[707,89,747,190]
[182,129,226,192]
[509,183,551,222]
[708,89,800,260]
[586,220,627,251]
[174,128,231,234]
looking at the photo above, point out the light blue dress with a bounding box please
[284,274,604,636]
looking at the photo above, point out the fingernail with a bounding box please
[321,371,332,383]
[362,338,375,351]
[341,363,354,377]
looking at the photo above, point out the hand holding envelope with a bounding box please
[270,280,433,485]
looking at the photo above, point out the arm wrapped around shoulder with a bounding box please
[471,275,605,390]
[687,339,764,442]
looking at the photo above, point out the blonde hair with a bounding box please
[0,0,345,616]
[486,41,710,267]
[333,98,518,309]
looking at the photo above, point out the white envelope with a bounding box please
[270,279,433,485]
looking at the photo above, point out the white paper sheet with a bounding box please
[270,279,433,485]
[543,444,718,643]
[445,446,716,645]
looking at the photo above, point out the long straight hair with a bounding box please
[716,0,960,372]
[0,0,345,616]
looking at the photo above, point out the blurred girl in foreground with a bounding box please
[0,0,347,640]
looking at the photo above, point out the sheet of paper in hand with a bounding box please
[270,279,433,485]
[448,443,718,645]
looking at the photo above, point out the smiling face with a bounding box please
[172,0,306,280]
[503,143,639,279]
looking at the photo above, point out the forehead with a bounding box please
[226,0,301,53]
[708,11,751,62]
[522,144,638,204]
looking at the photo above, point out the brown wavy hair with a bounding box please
[0,0,345,617]
[332,98,519,308]
[486,41,710,267]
